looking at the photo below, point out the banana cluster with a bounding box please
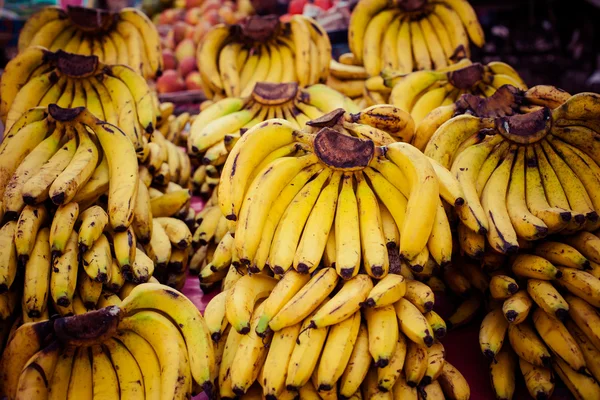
[197,15,331,99]
[425,90,600,255]
[0,48,159,156]
[214,104,468,282]
[0,283,216,400]
[386,58,526,127]
[205,268,470,399]
[156,103,193,148]
[348,0,485,78]
[187,83,358,195]
[478,233,600,400]
[16,6,162,78]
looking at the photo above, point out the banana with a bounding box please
[363,304,398,368]
[82,233,111,283]
[104,338,146,399]
[480,145,520,253]
[119,310,191,399]
[443,264,471,296]
[336,323,370,396]
[294,172,341,273]
[89,345,120,400]
[489,275,519,300]
[565,294,600,350]
[386,142,439,259]
[218,325,242,398]
[356,173,389,278]
[269,268,338,332]
[404,280,435,314]
[479,308,509,361]
[316,310,361,391]
[309,275,372,329]
[67,347,93,399]
[236,154,317,266]
[100,74,142,149]
[22,227,50,317]
[432,3,470,58]
[189,106,257,154]
[557,267,600,307]
[347,0,391,64]
[389,71,445,113]
[422,313,444,343]
[457,223,485,259]
[363,9,399,76]
[519,358,555,400]
[47,345,76,400]
[50,231,78,307]
[132,180,153,244]
[512,254,561,280]
[263,322,302,399]
[508,321,551,367]
[380,16,402,71]
[119,7,163,76]
[205,291,229,342]
[150,189,190,218]
[230,302,272,395]
[526,279,568,320]
[534,241,590,270]
[0,221,17,294]
[0,319,55,399]
[403,340,428,387]
[524,146,572,233]
[14,339,60,400]
[564,231,600,264]
[269,169,332,275]
[363,274,406,308]
[226,274,277,334]
[502,290,533,324]
[553,355,600,400]
[290,16,312,87]
[488,347,516,400]
[394,298,434,347]
[334,183,366,279]
[193,206,221,246]
[285,304,329,391]
[421,341,445,385]
[447,295,481,329]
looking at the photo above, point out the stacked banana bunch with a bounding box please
[348,0,485,78]
[478,232,600,400]
[0,283,217,400]
[16,6,162,78]
[197,15,331,99]
[386,58,526,127]
[327,57,371,102]
[204,268,471,399]
[156,103,193,148]
[0,47,159,157]
[208,104,467,286]
[187,83,358,196]
[424,89,600,257]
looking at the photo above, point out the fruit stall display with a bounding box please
[0,0,599,399]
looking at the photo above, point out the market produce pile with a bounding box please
[1,0,600,398]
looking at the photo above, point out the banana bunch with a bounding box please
[205,269,471,399]
[16,6,162,79]
[385,58,526,126]
[424,90,600,256]
[348,0,485,78]
[0,48,159,157]
[327,57,371,101]
[141,129,193,192]
[214,104,466,282]
[477,233,600,400]
[187,83,358,195]
[0,283,216,400]
[197,15,331,99]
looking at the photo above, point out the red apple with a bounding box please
[218,5,237,25]
[191,20,212,43]
[162,48,178,71]
[184,7,202,25]
[173,21,191,45]
[179,56,197,77]
[159,9,184,25]
[185,71,203,90]
[175,38,196,62]
[157,70,186,93]
[200,0,221,13]
[185,0,202,9]
[203,8,220,25]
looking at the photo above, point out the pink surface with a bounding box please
[182,278,574,399]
